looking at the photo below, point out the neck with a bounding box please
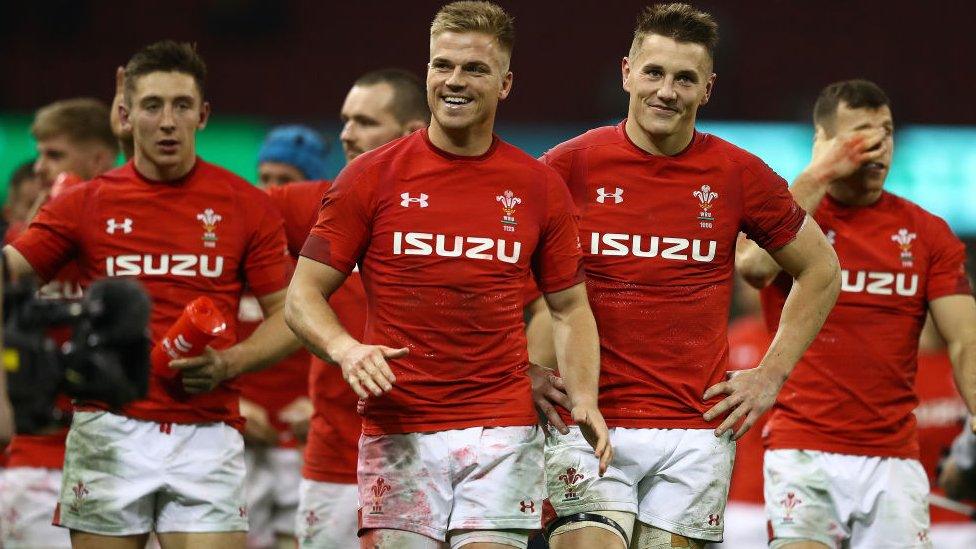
[427,119,494,156]
[133,151,195,182]
[827,181,883,206]
[625,118,694,156]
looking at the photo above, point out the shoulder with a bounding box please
[543,125,621,162]
[885,192,957,238]
[697,133,776,177]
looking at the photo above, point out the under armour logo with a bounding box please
[708,514,721,526]
[400,192,429,208]
[106,218,133,234]
[519,500,535,513]
[596,187,623,204]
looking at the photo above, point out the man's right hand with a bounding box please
[333,341,406,399]
[572,403,613,476]
[809,126,888,182]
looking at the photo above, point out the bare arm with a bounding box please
[545,282,612,474]
[930,294,976,418]
[525,296,557,369]
[285,257,404,399]
[737,126,887,289]
[708,220,840,438]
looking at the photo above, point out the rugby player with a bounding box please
[4,41,296,548]
[537,4,840,548]
[738,79,976,548]
[285,2,611,548]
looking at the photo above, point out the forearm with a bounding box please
[789,166,833,213]
[224,311,303,376]
[284,284,356,364]
[950,340,976,415]
[551,303,600,407]
[526,303,557,369]
[737,240,783,289]
[760,259,840,380]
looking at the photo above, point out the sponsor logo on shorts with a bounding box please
[780,492,802,523]
[558,467,585,501]
[69,481,90,513]
[305,510,320,527]
[520,500,536,513]
[368,477,392,514]
[239,506,247,518]
[918,530,930,543]
[2,507,22,539]
[708,514,721,526]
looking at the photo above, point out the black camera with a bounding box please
[3,277,152,434]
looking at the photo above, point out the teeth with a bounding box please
[444,97,471,105]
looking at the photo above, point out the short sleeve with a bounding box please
[9,185,85,281]
[740,161,806,251]
[925,215,972,301]
[242,190,291,297]
[300,164,373,275]
[532,170,584,294]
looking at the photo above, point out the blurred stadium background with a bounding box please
[2,0,975,236]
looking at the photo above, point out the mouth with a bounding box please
[862,161,886,172]
[157,139,179,152]
[647,102,679,116]
[441,95,473,109]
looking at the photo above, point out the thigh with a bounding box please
[545,426,638,516]
[450,528,533,549]
[57,411,159,536]
[712,503,769,549]
[0,467,71,548]
[451,426,545,532]
[244,447,275,546]
[70,530,150,549]
[359,431,453,541]
[764,449,845,549]
[296,478,359,549]
[851,458,931,549]
[155,422,248,533]
[157,531,247,549]
[636,429,734,543]
[360,527,446,548]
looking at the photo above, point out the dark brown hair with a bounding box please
[814,79,891,133]
[354,69,430,124]
[631,3,719,60]
[124,40,207,102]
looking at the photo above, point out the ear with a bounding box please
[700,73,717,106]
[403,119,428,135]
[198,101,211,130]
[621,57,632,93]
[498,71,514,101]
[118,102,133,133]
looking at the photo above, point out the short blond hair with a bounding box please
[430,1,515,56]
[630,3,719,60]
[31,98,118,153]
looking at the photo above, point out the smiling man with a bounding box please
[535,4,840,549]
[3,41,298,548]
[285,2,610,548]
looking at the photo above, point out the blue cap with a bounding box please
[257,125,328,180]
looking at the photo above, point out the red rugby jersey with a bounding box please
[542,122,804,428]
[762,192,972,458]
[11,160,290,428]
[266,180,366,482]
[302,129,584,435]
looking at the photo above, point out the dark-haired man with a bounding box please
[739,79,976,548]
[537,4,839,548]
[4,41,297,548]
[339,68,430,163]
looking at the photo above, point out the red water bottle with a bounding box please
[151,296,228,379]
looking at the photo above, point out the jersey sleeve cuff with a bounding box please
[537,263,586,295]
[300,233,355,275]
[9,239,58,282]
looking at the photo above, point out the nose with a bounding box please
[656,76,677,102]
[340,120,355,143]
[445,66,465,90]
[160,104,176,131]
[33,157,50,183]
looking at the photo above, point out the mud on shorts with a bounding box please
[764,449,932,548]
[357,425,544,546]
[545,426,735,543]
[54,411,248,535]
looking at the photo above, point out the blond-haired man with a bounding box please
[286,2,610,548]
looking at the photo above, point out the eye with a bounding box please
[644,68,663,78]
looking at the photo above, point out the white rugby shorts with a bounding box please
[54,410,248,535]
[545,426,735,542]
[296,478,359,548]
[0,467,71,548]
[358,425,544,542]
[244,446,301,546]
[764,449,932,548]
